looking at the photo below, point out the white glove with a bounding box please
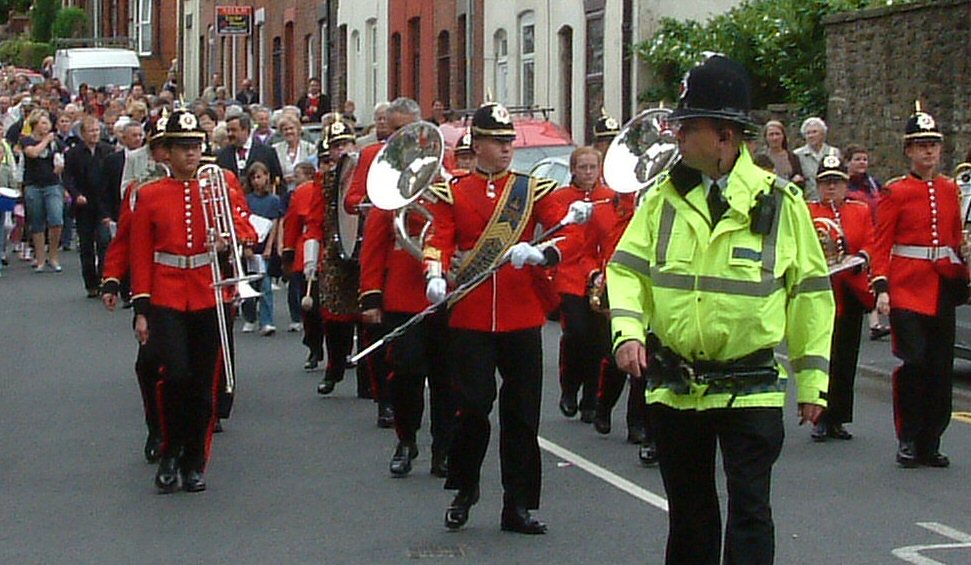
[302,239,320,280]
[426,276,447,304]
[508,242,546,269]
[567,200,594,225]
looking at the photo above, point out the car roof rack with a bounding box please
[52,37,137,50]
[446,105,556,123]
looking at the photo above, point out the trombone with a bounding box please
[198,163,262,394]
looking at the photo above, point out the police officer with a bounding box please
[871,104,966,468]
[608,55,834,563]
[424,102,585,535]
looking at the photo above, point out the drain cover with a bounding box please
[407,544,467,559]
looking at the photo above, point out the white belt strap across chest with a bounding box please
[891,244,961,264]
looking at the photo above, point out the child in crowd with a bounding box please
[241,161,282,336]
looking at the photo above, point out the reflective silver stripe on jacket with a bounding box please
[611,250,651,277]
[651,270,785,297]
[153,251,212,269]
[891,244,961,264]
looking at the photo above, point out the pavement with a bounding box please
[4,253,971,564]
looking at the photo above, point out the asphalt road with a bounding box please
[3,255,971,564]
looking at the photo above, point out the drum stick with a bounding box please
[301,270,316,311]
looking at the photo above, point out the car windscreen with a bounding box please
[511,145,576,174]
[68,68,136,91]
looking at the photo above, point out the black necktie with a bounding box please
[707,182,728,223]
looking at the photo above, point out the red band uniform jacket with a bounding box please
[359,204,431,314]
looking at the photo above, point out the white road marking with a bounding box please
[892,522,971,564]
[538,436,669,512]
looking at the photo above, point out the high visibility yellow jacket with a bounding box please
[607,148,834,410]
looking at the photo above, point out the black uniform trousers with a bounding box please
[297,274,326,362]
[134,334,161,438]
[824,295,866,426]
[594,310,650,437]
[75,206,110,291]
[323,319,354,384]
[363,322,392,404]
[151,306,220,471]
[445,327,543,510]
[654,405,784,565]
[889,297,955,455]
[385,310,453,456]
[558,293,601,412]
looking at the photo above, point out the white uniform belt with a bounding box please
[153,251,212,269]
[891,244,961,264]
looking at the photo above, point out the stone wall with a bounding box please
[824,0,971,181]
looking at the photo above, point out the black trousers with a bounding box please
[445,327,543,509]
[134,335,161,437]
[824,297,866,426]
[654,405,784,565]
[323,319,354,384]
[363,322,392,405]
[594,309,650,437]
[75,207,110,291]
[385,310,453,456]
[889,302,955,454]
[558,293,601,411]
[150,307,220,471]
[298,274,325,361]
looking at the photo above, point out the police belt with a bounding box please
[892,244,962,264]
[153,251,212,269]
[645,334,777,393]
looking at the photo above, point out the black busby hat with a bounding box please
[161,108,205,146]
[455,128,473,154]
[669,53,754,128]
[471,102,517,140]
[325,118,355,145]
[199,137,217,163]
[316,131,330,157]
[816,151,848,181]
[904,101,943,144]
[147,108,169,148]
[593,108,620,140]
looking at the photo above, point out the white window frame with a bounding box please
[320,21,329,93]
[366,18,378,110]
[306,34,316,79]
[519,12,535,107]
[134,0,153,56]
[494,29,508,105]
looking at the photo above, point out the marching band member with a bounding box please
[453,128,475,172]
[871,105,967,468]
[282,138,332,372]
[592,108,620,157]
[424,102,585,535]
[807,154,875,442]
[358,97,454,478]
[100,119,170,464]
[128,109,250,493]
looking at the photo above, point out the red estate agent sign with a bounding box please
[216,6,252,35]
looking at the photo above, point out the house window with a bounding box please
[437,31,450,108]
[366,19,378,109]
[494,29,508,104]
[391,33,402,98]
[408,17,420,100]
[319,20,329,94]
[306,34,315,80]
[134,0,153,55]
[519,12,535,107]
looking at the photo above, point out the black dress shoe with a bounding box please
[445,487,480,530]
[500,506,547,535]
[144,433,162,463]
[181,469,207,492]
[377,403,395,428]
[558,394,578,418]
[919,451,950,468]
[154,457,180,494]
[579,409,597,424]
[828,424,853,440]
[869,326,891,340]
[638,442,659,466]
[389,441,418,477]
[811,423,828,442]
[430,453,448,478]
[317,378,337,395]
[213,420,224,433]
[626,426,647,445]
[594,412,611,435]
[897,441,919,468]
[304,352,319,371]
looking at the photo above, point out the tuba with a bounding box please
[602,106,680,198]
[197,164,262,394]
[366,120,445,260]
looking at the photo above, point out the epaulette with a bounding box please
[882,175,906,195]
[532,176,558,201]
[127,171,168,211]
[844,199,868,208]
[449,168,471,178]
[769,173,802,201]
[427,180,453,204]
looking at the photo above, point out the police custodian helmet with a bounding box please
[471,102,517,141]
[904,101,943,144]
[669,53,755,130]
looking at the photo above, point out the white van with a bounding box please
[53,48,142,93]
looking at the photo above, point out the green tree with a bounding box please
[52,7,88,39]
[635,0,918,117]
[30,0,59,43]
